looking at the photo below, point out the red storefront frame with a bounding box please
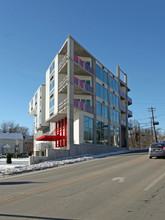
[36,117,67,148]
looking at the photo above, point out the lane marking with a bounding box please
[144,172,165,191]
[112,177,126,183]
[0,156,146,205]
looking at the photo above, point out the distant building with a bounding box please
[0,132,23,154]
[23,135,33,155]
[29,36,132,160]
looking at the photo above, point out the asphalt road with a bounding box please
[0,152,165,220]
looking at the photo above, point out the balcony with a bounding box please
[58,54,68,74]
[58,76,93,95]
[74,56,93,74]
[128,109,133,117]
[74,77,93,94]
[120,91,127,100]
[74,99,93,113]
[121,120,126,127]
[120,105,126,113]
[128,96,132,105]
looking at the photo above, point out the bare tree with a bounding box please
[0,121,29,137]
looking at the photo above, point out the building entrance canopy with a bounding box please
[36,135,65,142]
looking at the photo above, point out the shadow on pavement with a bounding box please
[0,214,74,220]
[0,181,42,185]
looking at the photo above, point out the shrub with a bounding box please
[6,153,12,164]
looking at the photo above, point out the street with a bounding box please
[0,152,165,220]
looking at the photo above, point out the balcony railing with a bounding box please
[74,56,93,74]
[74,77,93,94]
[59,76,68,92]
[121,120,126,126]
[74,99,93,113]
[120,91,127,99]
[128,109,132,116]
[128,96,132,104]
[58,54,68,73]
[58,99,67,113]
[120,105,126,113]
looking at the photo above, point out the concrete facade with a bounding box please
[29,36,133,162]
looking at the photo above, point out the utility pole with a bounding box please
[148,107,158,143]
[138,123,141,148]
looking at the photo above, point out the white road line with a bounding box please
[144,172,165,191]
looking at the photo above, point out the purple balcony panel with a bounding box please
[79,80,83,88]
[74,77,79,85]
[89,66,93,74]
[79,59,83,67]
[74,99,78,108]
[74,56,78,63]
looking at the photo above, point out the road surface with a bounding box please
[0,152,165,220]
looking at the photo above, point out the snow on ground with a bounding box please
[0,149,148,177]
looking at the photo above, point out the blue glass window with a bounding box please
[50,61,55,74]
[110,108,119,123]
[96,64,108,84]
[96,120,108,145]
[110,76,119,93]
[110,92,119,108]
[96,83,108,101]
[49,98,54,109]
[84,116,93,144]
[96,101,108,118]
[50,80,54,91]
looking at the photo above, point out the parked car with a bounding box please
[149,142,165,159]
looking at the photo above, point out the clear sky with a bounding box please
[0,0,165,135]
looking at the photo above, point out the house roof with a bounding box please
[0,132,23,140]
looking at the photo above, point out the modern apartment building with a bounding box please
[29,36,132,160]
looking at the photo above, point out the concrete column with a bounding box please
[125,80,129,150]
[92,58,97,145]
[116,65,122,148]
[116,65,120,79]
[67,36,74,150]
[107,72,111,147]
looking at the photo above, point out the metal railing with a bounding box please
[59,76,68,92]
[74,56,93,74]
[58,98,67,112]
[58,54,68,73]
[74,76,93,94]
[74,99,93,113]
[120,91,127,99]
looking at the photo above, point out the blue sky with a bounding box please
[0,0,165,135]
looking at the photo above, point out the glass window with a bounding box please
[49,98,54,109]
[84,116,93,144]
[110,108,119,123]
[96,64,108,84]
[110,76,119,93]
[96,83,108,101]
[110,125,120,147]
[50,80,54,91]
[96,120,108,145]
[86,100,91,106]
[96,101,108,118]
[110,92,119,108]
[50,61,55,74]
[35,93,38,103]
